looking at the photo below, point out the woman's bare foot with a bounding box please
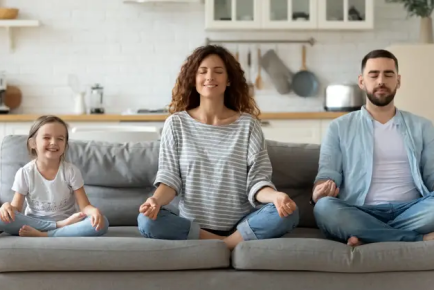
[19,225,48,237]
[347,236,363,247]
[223,231,244,250]
[423,232,434,241]
[56,212,86,228]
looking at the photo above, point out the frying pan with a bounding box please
[292,45,319,97]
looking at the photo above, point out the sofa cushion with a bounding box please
[0,136,319,228]
[267,141,320,228]
[266,141,320,189]
[232,228,434,273]
[0,227,230,272]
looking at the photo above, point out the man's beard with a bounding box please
[365,85,397,107]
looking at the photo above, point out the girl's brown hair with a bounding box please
[169,45,261,118]
[27,115,69,158]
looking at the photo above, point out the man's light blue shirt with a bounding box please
[315,106,434,206]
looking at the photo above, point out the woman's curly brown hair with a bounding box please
[169,45,260,118]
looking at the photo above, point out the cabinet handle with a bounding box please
[260,120,270,127]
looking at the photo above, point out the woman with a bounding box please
[137,45,299,250]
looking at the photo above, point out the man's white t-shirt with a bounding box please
[12,160,84,221]
[364,117,421,205]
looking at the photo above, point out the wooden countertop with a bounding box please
[0,112,348,122]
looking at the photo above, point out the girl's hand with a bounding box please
[273,192,297,218]
[0,202,15,223]
[139,197,161,220]
[90,209,104,231]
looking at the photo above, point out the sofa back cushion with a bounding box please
[0,136,319,228]
[266,141,319,228]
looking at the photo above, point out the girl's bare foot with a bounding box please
[56,212,86,228]
[347,236,363,247]
[19,225,48,237]
[423,232,434,241]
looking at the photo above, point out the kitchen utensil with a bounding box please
[255,48,263,90]
[324,83,365,112]
[0,8,19,19]
[67,74,81,94]
[5,85,22,110]
[73,92,86,115]
[89,84,105,114]
[68,74,86,114]
[0,71,10,114]
[292,45,319,97]
[260,49,292,94]
[247,48,254,97]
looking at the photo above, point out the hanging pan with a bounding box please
[292,45,319,97]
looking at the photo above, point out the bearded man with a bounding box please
[311,49,434,246]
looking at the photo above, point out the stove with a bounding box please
[137,108,168,114]
[122,108,169,115]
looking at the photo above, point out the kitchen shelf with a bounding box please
[0,20,40,53]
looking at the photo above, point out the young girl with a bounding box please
[0,115,109,237]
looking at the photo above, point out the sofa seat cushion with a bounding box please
[0,227,230,272]
[232,227,434,273]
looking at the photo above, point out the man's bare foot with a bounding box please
[347,236,363,247]
[423,232,434,241]
[56,212,86,228]
[19,225,48,237]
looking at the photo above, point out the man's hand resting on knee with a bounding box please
[312,180,339,203]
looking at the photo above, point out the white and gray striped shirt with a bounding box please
[154,111,276,231]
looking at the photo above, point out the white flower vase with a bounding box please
[419,16,434,43]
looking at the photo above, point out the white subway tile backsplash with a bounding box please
[0,0,419,114]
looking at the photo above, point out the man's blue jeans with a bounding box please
[314,195,434,243]
[137,203,299,240]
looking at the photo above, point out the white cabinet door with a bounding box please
[261,120,321,144]
[4,122,120,136]
[205,0,261,30]
[317,0,373,29]
[4,122,33,136]
[262,0,317,29]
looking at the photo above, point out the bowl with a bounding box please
[0,8,19,20]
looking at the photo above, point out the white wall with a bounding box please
[0,0,419,114]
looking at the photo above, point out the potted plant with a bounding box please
[388,0,434,43]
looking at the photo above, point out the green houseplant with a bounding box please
[388,0,434,43]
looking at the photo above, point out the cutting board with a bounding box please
[5,85,22,110]
[260,49,293,94]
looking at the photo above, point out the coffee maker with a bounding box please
[0,72,10,114]
[89,84,104,114]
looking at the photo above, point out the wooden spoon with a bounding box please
[255,48,263,90]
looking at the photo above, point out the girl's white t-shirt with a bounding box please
[11,160,84,221]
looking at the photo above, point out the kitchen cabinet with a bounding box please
[262,0,318,29]
[204,0,373,30]
[317,0,374,29]
[261,120,322,144]
[205,0,261,30]
[0,121,166,145]
[0,119,333,146]
[320,119,333,141]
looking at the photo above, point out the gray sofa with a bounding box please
[1,135,434,290]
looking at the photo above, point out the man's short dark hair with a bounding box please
[361,49,399,72]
